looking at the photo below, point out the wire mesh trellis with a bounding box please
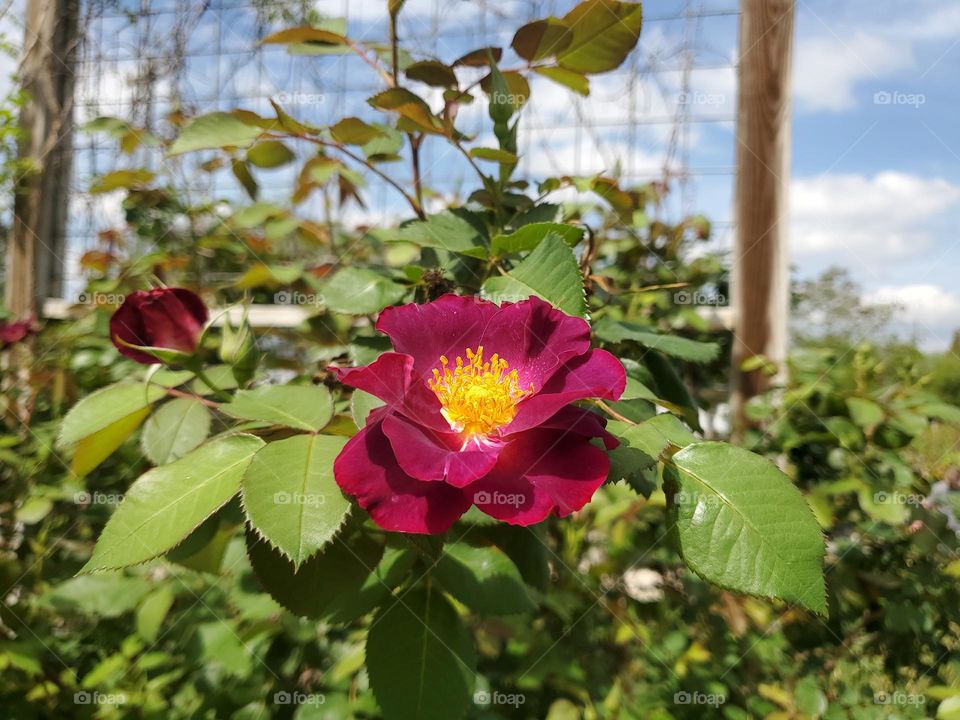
[65,0,740,299]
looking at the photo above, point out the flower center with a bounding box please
[428,345,533,437]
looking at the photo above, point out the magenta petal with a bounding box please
[505,349,627,435]
[537,405,619,450]
[382,414,499,488]
[376,294,499,375]
[333,420,471,534]
[479,296,591,390]
[109,295,154,364]
[333,352,447,431]
[471,428,610,525]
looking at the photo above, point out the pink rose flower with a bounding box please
[332,294,626,534]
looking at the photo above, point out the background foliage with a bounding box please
[2,2,959,718]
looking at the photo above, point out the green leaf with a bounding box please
[261,26,347,45]
[140,398,211,465]
[81,434,264,572]
[323,267,408,314]
[916,401,960,424]
[644,350,701,430]
[246,140,295,168]
[846,397,884,427]
[397,211,488,258]
[330,117,387,145]
[512,18,574,61]
[368,88,446,135]
[168,112,263,155]
[367,584,476,720]
[60,382,165,446]
[557,0,643,74]
[326,546,416,623]
[454,47,503,67]
[482,234,586,317]
[665,442,826,614]
[220,385,333,431]
[136,586,175,642]
[351,389,385,429]
[246,530,383,618]
[90,169,155,193]
[242,434,350,568]
[608,414,696,460]
[469,147,519,164]
[434,542,535,615]
[363,124,404,159]
[71,406,151,477]
[594,319,720,363]
[533,66,590,95]
[491,222,584,255]
[405,60,457,88]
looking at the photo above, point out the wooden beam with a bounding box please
[5,0,78,317]
[730,0,795,437]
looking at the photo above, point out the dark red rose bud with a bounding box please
[110,288,208,364]
[0,317,40,348]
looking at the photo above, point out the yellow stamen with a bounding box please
[427,345,533,437]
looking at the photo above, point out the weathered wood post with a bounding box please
[730,0,795,437]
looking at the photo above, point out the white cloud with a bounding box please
[794,32,912,112]
[791,171,960,261]
[863,284,960,350]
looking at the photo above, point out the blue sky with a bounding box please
[4,0,959,349]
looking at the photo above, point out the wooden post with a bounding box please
[5,0,78,317]
[730,0,794,437]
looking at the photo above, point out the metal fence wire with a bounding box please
[65,0,740,298]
